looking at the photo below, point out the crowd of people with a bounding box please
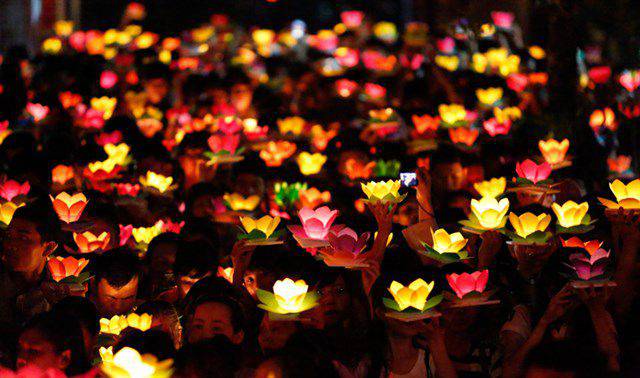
[0,2,638,377]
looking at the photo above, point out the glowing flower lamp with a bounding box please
[50,192,88,223]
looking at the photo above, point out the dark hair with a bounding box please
[11,199,61,242]
[21,311,90,375]
[174,239,218,278]
[525,340,607,377]
[190,295,246,334]
[51,296,99,337]
[115,329,176,361]
[146,232,181,261]
[174,336,240,378]
[94,247,141,289]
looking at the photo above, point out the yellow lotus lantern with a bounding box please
[257,278,319,315]
[373,22,398,43]
[296,152,327,175]
[100,313,153,336]
[598,179,640,210]
[361,180,405,203]
[131,224,163,245]
[223,193,260,211]
[139,171,174,193]
[429,228,468,254]
[91,97,117,120]
[0,201,23,226]
[494,106,522,122]
[100,346,173,378]
[438,104,467,125]
[508,212,552,242]
[386,279,437,311]
[252,29,276,46]
[54,20,74,37]
[472,53,488,73]
[461,197,510,231]
[240,215,281,239]
[551,201,590,229]
[104,143,131,166]
[434,55,459,72]
[88,159,118,174]
[473,177,506,198]
[42,38,63,54]
[277,116,305,136]
[476,87,503,106]
[538,138,570,165]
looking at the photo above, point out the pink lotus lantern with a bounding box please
[114,183,141,197]
[619,70,640,93]
[569,250,609,280]
[515,159,551,184]
[74,104,105,129]
[69,31,86,51]
[334,47,359,68]
[507,73,529,93]
[95,130,123,146]
[26,103,49,122]
[217,116,242,135]
[364,83,386,100]
[446,270,489,299]
[100,70,118,89]
[288,206,339,240]
[119,224,133,246]
[400,54,424,70]
[483,118,511,137]
[0,180,30,202]
[588,66,611,84]
[491,11,515,29]
[328,227,370,259]
[335,79,358,98]
[208,134,240,155]
[341,10,364,29]
[436,37,455,54]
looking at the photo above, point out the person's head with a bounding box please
[141,63,170,105]
[430,150,468,193]
[244,246,287,299]
[186,296,245,345]
[17,311,89,375]
[135,300,183,349]
[2,200,60,274]
[51,296,99,357]
[93,248,141,316]
[228,71,253,114]
[314,269,359,328]
[145,232,181,288]
[174,239,218,298]
[174,336,240,378]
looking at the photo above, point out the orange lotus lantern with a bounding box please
[538,138,570,165]
[73,231,110,253]
[310,125,337,151]
[449,127,479,147]
[298,187,331,209]
[277,116,305,136]
[47,256,89,282]
[259,141,297,167]
[343,158,376,180]
[589,108,616,132]
[51,165,75,185]
[59,92,82,109]
[607,155,632,174]
[412,114,439,136]
[50,192,88,223]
